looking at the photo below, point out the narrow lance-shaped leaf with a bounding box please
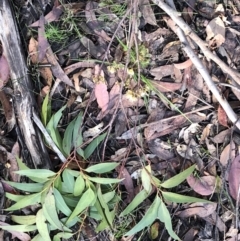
[4,181,43,193]
[157,198,180,240]
[41,93,50,126]
[14,169,56,179]
[62,118,75,155]
[120,189,149,217]
[11,215,36,225]
[5,193,41,211]
[124,195,160,236]
[43,189,71,232]
[0,224,37,232]
[85,162,120,174]
[84,132,107,159]
[53,188,72,216]
[36,209,51,241]
[141,166,152,194]
[162,191,211,203]
[53,232,73,241]
[88,176,123,184]
[66,188,96,225]
[62,169,75,193]
[160,164,196,189]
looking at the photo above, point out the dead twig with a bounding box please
[152,0,240,86]
[151,0,240,129]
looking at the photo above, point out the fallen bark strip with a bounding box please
[0,0,52,169]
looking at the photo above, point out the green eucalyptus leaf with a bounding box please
[102,190,115,203]
[157,198,180,240]
[162,191,211,203]
[73,112,83,146]
[124,195,160,236]
[160,165,196,189]
[53,232,73,241]
[85,162,119,174]
[94,199,109,232]
[120,189,149,217]
[0,224,37,232]
[84,133,107,159]
[11,215,36,225]
[141,167,152,194]
[62,118,75,155]
[66,188,96,225]
[62,169,75,193]
[46,105,66,153]
[5,193,41,211]
[73,175,85,196]
[5,193,24,202]
[41,93,50,126]
[88,176,123,184]
[4,181,43,192]
[53,188,72,216]
[14,169,56,179]
[32,234,45,241]
[36,209,51,241]
[97,187,114,226]
[43,189,70,232]
[62,195,79,207]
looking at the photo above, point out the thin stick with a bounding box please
[152,0,240,86]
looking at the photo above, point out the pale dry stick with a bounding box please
[32,110,66,163]
[152,0,240,85]
[165,18,240,129]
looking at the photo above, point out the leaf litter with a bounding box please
[1,0,240,240]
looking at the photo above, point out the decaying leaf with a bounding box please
[228,155,240,201]
[139,0,157,26]
[38,15,48,62]
[206,16,225,48]
[187,174,216,196]
[220,141,235,167]
[218,105,229,128]
[177,202,217,218]
[150,65,174,80]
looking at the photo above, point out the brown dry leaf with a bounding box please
[145,112,206,140]
[218,104,229,128]
[115,110,127,137]
[139,0,157,26]
[64,62,95,75]
[150,65,174,80]
[38,15,48,62]
[0,89,15,131]
[94,70,109,113]
[30,6,63,27]
[174,59,192,69]
[200,124,213,143]
[0,55,10,88]
[108,81,120,110]
[28,38,53,86]
[148,139,175,160]
[46,46,73,87]
[183,228,198,241]
[151,80,182,92]
[177,202,217,218]
[206,17,225,48]
[211,129,231,143]
[220,141,235,167]
[228,155,240,201]
[187,174,216,196]
[159,40,181,60]
[119,167,134,203]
